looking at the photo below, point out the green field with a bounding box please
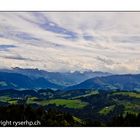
[111,91,140,115]
[115,100,140,115]
[112,91,140,98]
[123,102,140,115]
[73,116,83,124]
[27,97,88,109]
[71,90,99,99]
[0,96,18,104]
[99,105,115,115]
[0,81,7,87]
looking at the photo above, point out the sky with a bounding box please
[0,12,140,74]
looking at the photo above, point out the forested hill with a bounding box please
[67,74,140,91]
[0,72,62,90]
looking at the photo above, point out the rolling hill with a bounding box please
[0,72,62,90]
[66,74,140,91]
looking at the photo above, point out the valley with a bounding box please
[0,87,139,126]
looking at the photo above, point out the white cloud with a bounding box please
[0,12,140,73]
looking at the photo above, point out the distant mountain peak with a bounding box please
[0,67,113,87]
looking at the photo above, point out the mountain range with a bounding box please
[67,74,140,91]
[0,67,111,86]
[0,72,62,90]
[0,68,140,91]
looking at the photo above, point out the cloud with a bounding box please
[2,55,36,61]
[0,45,17,51]
[21,12,78,40]
[112,35,140,44]
[0,12,140,73]
[96,56,114,65]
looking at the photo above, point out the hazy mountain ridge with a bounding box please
[66,74,140,91]
[1,68,140,91]
[0,67,112,86]
[0,72,62,90]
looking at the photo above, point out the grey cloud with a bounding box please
[32,12,78,39]
[2,55,37,61]
[83,35,94,41]
[0,45,17,51]
[112,36,140,44]
[96,56,115,65]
